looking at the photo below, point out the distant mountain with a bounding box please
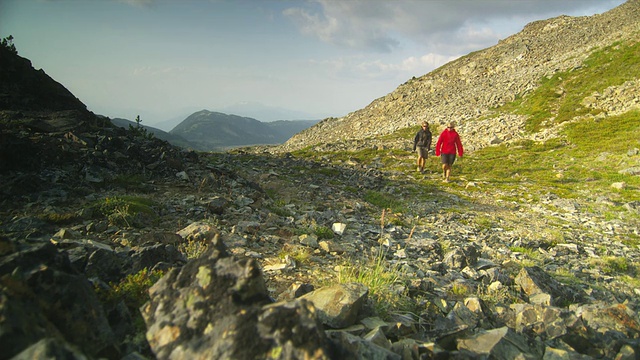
[152,113,194,132]
[169,110,319,151]
[110,118,193,148]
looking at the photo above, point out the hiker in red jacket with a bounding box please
[435,121,464,182]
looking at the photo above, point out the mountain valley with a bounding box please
[1,1,640,359]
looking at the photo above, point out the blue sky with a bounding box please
[1,0,625,126]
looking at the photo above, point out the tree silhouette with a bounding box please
[1,35,17,54]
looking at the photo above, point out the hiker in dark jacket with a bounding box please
[412,121,432,173]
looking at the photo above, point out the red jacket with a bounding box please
[435,128,464,157]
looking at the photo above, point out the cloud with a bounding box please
[132,66,186,76]
[284,0,624,54]
[283,1,400,53]
[354,53,460,80]
[118,0,155,8]
[309,51,457,83]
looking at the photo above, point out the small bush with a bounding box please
[95,268,165,334]
[1,35,17,54]
[314,225,334,240]
[107,268,165,309]
[178,239,209,260]
[278,244,312,265]
[450,282,470,298]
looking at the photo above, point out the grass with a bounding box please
[38,211,78,225]
[601,256,634,275]
[314,225,334,240]
[474,216,496,231]
[509,246,542,268]
[92,196,158,227]
[266,198,294,217]
[364,190,407,213]
[337,247,415,319]
[496,41,640,132]
[454,110,640,203]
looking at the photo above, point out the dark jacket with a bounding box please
[413,128,432,151]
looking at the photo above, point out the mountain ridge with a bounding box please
[168,109,319,151]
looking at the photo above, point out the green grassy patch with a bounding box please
[92,196,158,227]
[364,190,407,213]
[455,110,640,203]
[337,248,416,318]
[497,41,640,132]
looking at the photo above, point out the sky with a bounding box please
[0,0,626,127]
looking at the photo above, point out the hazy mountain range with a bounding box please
[145,102,329,133]
[111,110,319,151]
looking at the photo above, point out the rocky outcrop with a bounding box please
[140,234,337,360]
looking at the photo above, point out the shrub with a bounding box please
[313,225,334,240]
[1,35,17,54]
[278,244,312,265]
[178,239,209,260]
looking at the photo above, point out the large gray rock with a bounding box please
[0,242,118,359]
[457,326,543,359]
[299,283,369,329]
[515,266,585,306]
[141,235,337,359]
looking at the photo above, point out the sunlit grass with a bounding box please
[337,247,415,319]
[496,41,640,132]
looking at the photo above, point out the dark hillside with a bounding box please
[0,43,88,113]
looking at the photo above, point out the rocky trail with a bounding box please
[2,127,640,358]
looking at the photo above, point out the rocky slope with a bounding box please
[278,0,640,154]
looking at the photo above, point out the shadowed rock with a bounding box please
[141,234,337,359]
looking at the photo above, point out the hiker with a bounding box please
[412,121,432,173]
[435,121,464,182]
